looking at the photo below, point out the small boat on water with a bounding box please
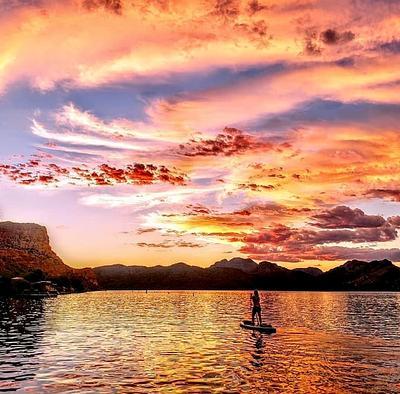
[240,320,276,333]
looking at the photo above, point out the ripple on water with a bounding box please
[1,291,400,393]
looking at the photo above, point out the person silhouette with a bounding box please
[251,289,262,325]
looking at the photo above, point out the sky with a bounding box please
[0,0,400,270]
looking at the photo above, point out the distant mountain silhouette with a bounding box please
[293,267,323,277]
[94,257,400,291]
[210,257,258,273]
[319,259,400,290]
[94,262,253,290]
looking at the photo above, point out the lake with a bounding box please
[1,291,400,393]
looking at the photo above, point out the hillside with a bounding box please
[319,259,400,290]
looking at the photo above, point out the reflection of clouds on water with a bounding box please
[0,298,47,392]
[343,293,400,339]
[0,292,399,393]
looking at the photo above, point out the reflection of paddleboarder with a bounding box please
[251,289,262,326]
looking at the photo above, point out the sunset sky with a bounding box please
[0,0,400,270]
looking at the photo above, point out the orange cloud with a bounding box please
[1,0,400,94]
[0,159,187,187]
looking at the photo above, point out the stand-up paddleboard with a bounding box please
[240,320,276,333]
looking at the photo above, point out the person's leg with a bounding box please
[258,309,262,325]
[252,308,255,325]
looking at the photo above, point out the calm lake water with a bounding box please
[1,291,400,393]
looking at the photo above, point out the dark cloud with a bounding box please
[242,244,400,262]
[243,224,397,245]
[137,240,204,248]
[315,246,400,262]
[303,27,355,56]
[378,39,400,53]
[233,202,312,217]
[213,0,240,19]
[303,28,322,56]
[82,0,122,14]
[311,206,386,229]
[239,221,398,261]
[388,216,400,227]
[247,0,271,15]
[186,204,213,214]
[178,128,273,157]
[238,183,274,191]
[364,188,400,201]
[137,228,160,235]
[234,20,271,46]
[137,242,173,248]
[320,29,355,45]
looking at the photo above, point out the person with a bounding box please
[251,289,262,325]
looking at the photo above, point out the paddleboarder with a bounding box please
[251,289,262,326]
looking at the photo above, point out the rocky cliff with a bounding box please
[0,221,71,277]
[0,221,98,290]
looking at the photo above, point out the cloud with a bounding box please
[0,0,280,92]
[137,240,204,248]
[154,202,315,243]
[303,28,322,56]
[388,216,400,227]
[242,244,400,262]
[148,56,400,134]
[82,0,123,14]
[378,39,400,53]
[311,206,386,229]
[314,246,400,262]
[238,183,274,191]
[0,159,187,187]
[364,189,400,202]
[79,186,219,209]
[242,223,397,245]
[0,0,398,96]
[137,227,160,234]
[320,29,355,45]
[177,128,273,157]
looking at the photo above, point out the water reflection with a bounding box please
[0,298,47,392]
[0,291,399,393]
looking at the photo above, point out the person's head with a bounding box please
[254,289,259,297]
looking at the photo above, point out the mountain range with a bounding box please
[1,221,400,292]
[94,257,400,291]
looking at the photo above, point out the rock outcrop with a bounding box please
[0,221,98,291]
[0,221,71,277]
